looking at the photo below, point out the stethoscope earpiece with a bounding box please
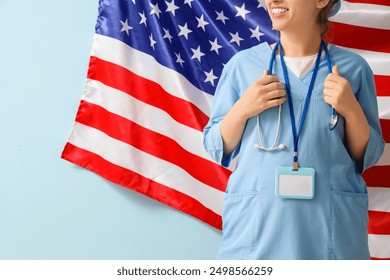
[278,144,286,150]
[254,143,286,151]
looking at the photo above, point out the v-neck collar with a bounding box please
[260,42,331,100]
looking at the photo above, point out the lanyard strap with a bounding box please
[278,40,325,170]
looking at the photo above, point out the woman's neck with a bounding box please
[279,31,322,57]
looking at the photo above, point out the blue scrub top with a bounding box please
[203,42,385,260]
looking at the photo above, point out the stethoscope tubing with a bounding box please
[270,40,339,131]
[255,40,339,152]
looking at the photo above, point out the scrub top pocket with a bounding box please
[217,192,261,260]
[330,190,370,259]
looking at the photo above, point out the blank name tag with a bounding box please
[275,167,315,199]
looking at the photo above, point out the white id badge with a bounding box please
[275,167,315,199]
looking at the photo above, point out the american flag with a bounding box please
[62,0,390,259]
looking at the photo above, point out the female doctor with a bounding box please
[203,0,384,259]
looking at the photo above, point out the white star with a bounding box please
[132,0,136,4]
[139,11,147,27]
[120,19,133,36]
[165,0,179,16]
[229,32,244,46]
[163,27,173,43]
[235,3,251,20]
[215,10,229,24]
[149,2,162,19]
[209,38,223,55]
[196,14,209,31]
[184,0,195,8]
[175,52,185,67]
[249,26,265,41]
[178,23,192,40]
[149,34,157,50]
[257,0,267,9]
[191,45,205,62]
[204,69,218,86]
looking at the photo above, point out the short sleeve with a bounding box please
[203,59,241,168]
[354,64,385,174]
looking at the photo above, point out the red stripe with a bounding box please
[380,119,390,143]
[87,56,209,132]
[363,166,390,188]
[371,257,390,260]
[75,100,231,192]
[330,22,390,53]
[346,0,390,6]
[375,75,390,97]
[61,143,223,230]
[368,210,390,234]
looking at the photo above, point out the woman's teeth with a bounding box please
[272,8,288,14]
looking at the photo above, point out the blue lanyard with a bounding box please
[269,40,331,170]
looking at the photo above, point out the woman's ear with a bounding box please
[317,0,331,9]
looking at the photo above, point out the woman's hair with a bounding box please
[318,0,339,36]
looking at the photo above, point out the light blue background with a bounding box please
[0,0,221,259]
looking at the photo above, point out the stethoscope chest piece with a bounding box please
[329,114,339,130]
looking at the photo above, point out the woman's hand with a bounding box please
[220,69,286,157]
[323,65,359,119]
[323,65,370,163]
[236,69,286,119]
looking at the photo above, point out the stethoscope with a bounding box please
[254,40,339,152]
[324,43,340,130]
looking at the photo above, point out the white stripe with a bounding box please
[95,31,390,78]
[82,79,214,162]
[91,35,390,117]
[368,187,390,212]
[91,34,213,116]
[369,234,390,259]
[376,144,390,166]
[331,1,390,30]
[344,47,390,76]
[378,97,390,119]
[68,122,224,215]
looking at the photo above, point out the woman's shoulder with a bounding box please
[329,44,371,70]
[223,42,270,71]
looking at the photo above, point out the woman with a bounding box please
[203,0,384,259]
